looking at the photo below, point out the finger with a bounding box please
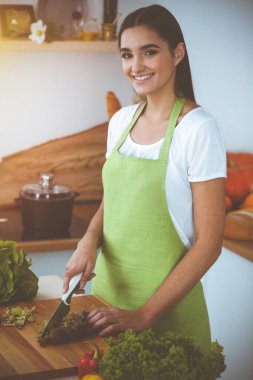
[74,288,85,294]
[98,323,122,337]
[80,264,94,287]
[88,272,96,281]
[87,307,109,321]
[62,271,71,293]
[81,272,96,288]
[87,310,108,325]
[89,313,116,329]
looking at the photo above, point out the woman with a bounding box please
[63,4,226,353]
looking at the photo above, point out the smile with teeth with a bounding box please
[132,73,153,81]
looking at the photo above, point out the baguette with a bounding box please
[224,209,253,240]
[106,91,121,120]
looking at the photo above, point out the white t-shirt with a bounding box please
[106,103,227,249]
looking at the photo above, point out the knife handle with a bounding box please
[62,272,83,305]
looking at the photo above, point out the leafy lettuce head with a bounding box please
[0,240,38,304]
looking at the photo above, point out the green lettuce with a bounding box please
[100,329,226,380]
[0,240,38,304]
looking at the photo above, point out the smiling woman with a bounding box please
[63,4,226,357]
[119,29,185,101]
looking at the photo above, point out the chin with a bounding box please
[133,88,149,97]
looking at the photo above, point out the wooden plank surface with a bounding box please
[0,295,109,380]
[0,123,107,208]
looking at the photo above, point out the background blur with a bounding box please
[0,0,252,159]
[0,1,253,380]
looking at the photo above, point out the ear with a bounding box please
[174,42,185,66]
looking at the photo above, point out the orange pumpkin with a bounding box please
[226,152,253,205]
[240,193,253,209]
[227,152,253,166]
[226,166,251,205]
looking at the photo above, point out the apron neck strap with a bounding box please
[114,97,185,158]
[114,101,147,151]
[159,97,185,161]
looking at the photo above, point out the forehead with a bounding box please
[120,25,167,49]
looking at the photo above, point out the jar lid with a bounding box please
[20,173,71,200]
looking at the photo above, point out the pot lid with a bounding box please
[21,173,71,200]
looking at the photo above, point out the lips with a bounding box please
[132,73,154,82]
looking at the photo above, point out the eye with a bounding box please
[144,49,158,56]
[121,52,132,59]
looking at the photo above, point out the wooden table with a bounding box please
[0,201,252,262]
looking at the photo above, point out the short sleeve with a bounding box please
[187,118,227,182]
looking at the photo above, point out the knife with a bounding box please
[40,272,83,339]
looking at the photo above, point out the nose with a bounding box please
[131,55,144,73]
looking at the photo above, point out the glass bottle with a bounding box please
[72,10,82,39]
[81,18,99,41]
[102,0,118,40]
[103,0,118,23]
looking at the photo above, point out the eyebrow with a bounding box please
[120,43,160,52]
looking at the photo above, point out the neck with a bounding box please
[145,92,177,121]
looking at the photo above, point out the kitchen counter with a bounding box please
[0,201,252,262]
[0,287,109,380]
[0,200,100,252]
[223,238,253,262]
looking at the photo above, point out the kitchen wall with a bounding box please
[0,0,253,159]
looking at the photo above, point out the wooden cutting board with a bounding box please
[0,295,110,380]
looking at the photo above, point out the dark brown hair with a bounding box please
[118,4,195,102]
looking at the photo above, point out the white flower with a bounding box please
[29,20,47,44]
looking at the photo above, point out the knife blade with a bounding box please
[40,272,83,339]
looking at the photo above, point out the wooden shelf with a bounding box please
[0,39,118,52]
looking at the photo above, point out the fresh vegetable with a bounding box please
[240,192,253,209]
[226,165,251,205]
[226,152,253,205]
[99,329,226,380]
[38,310,91,346]
[0,240,38,304]
[0,305,36,328]
[227,152,253,166]
[78,342,101,378]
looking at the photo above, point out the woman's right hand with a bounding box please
[62,232,98,293]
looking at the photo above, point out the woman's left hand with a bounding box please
[86,307,150,337]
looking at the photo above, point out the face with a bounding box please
[120,25,184,97]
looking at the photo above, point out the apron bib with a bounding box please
[92,98,211,353]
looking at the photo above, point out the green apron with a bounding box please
[92,98,211,353]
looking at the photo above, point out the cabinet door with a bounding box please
[205,248,253,380]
